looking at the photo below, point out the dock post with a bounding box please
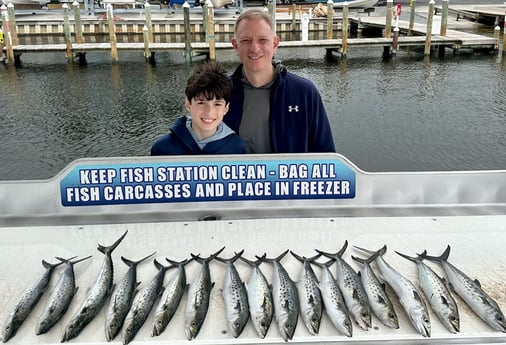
[291,4,296,32]
[144,2,153,43]
[207,1,215,60]
[392,26,399,54]
[1,5,15,66]
[440,0,448,36]
[7,3,17,46]
[424,0,434,56]
[143,25,151,62]
[341,2,348,57]
[203,1,208,41]
[326,0,333,39]
[73,1,84,44]
[63,4,74,63]
[107,4,118,63]
[385,0,393,38]
[494,25,500,51]
[503,7,506,51]
[183,2,192,64]
[408,0,415,36]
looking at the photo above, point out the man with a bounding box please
[225,8,336,154]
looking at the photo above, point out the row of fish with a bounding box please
[2,231,506,344]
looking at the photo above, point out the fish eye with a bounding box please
[497,315,504,322]
[286,323,291,329]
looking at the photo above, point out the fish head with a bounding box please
[277,312,297,341]
[409,305,431,338]
[1,317,18,342]
[351,303,371,330]
[229,318,247,338]
[302,310,321,335]
[61,319,82,343]
[105,317,121,342]
[122,320,136,345]
[490,311,506,333]
[252,314,272,339]
[35,319,50,336]
[152,314,168,337]
[184,312,202,340]
[380,309,399,329]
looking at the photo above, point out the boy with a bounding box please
[151,61,247,155]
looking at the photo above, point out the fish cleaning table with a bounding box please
[0,153,505,344]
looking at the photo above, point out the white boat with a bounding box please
[1,0,49,5]
[332,0,378,8]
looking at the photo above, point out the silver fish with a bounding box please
[290,251,323,336]
[2,258,70,342]
[313,259,353,337]
[318,241,371,331]
[396,250,460,334]
[122,259,171,345]
[422,245,506,333]
[258,250,299,341]
[216,250,250,338]
[351,252,399,329]
[104,251,155,342]
[151,257,191,337]
[184,247,225,340]
[35,255,92,335]
[239,254,273,339]
[354,245,431,337]
[62,230,128,342]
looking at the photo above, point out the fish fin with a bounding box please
[97,229,128,255]
[281,299,289,311]
[412,289,423,303]
[377,295,387,306]
[211,282,215,289]
[474,279,482,288]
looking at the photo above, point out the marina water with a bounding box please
[1,44,505,181]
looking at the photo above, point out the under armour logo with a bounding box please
[288,105,299,112]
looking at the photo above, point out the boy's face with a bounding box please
[185,96,229,139]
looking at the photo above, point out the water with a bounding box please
[1,44,505,181]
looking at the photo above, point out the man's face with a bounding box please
[232,17,280,74]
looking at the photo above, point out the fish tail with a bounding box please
[154,258,173,272]
[353,244,387,257]
[97,229,128,255]
[395,251,419,263]
[56,255,92,266]
[316,240,348,260]
[239,254,264,267]
[165,257,191,267]
[418,245,451,262]
[351,250,379,265]
[290,251,321,263]
[191,246,225,264]
[121,251,156,268]
[257,249,289,263]
[215,249,244,264]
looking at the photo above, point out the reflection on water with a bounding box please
[0,45,505,180]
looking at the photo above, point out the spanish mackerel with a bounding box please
[104,251,155,342]
[354,245,431,337]
[61,230,128,342]
[2,258,71,342]
[422,245,506,333]
[185,247,225,340]
[122,259,172,344]
[258,250,299,341]
[351,252,399,329]
[216,250,250,338]
[396,250,460,334]
[152,257,191,337]
[318,241,371,330]
[240,254,273,339]
[290,251,323,336]
[35,255,92,335]
[312,259,353,337]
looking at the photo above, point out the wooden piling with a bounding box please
[440,0,448,36]
[183,2,192,64]
[341,2,348,56]
[207,2,215,60]
[392,26,399,54]
[203,2,208,41]
[144,2,153,43]
[494,25,499,51]
[424,0,434,56]
[63,4,73,63]
[503,8,506,50]
[291,4,296,32]
[143,25,151,61]
[326,0,333,39]
[73,1,84,44]
[7,3,17,46]
[408,0,415,36]
[107,4,118,63]
[385,0,393,39]
[1,5,14,65]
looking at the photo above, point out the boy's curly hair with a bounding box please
[185,61,231,104]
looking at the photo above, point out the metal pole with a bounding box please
[424,0,434,56]
[73,1,84,44]
[107,4,118,63]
